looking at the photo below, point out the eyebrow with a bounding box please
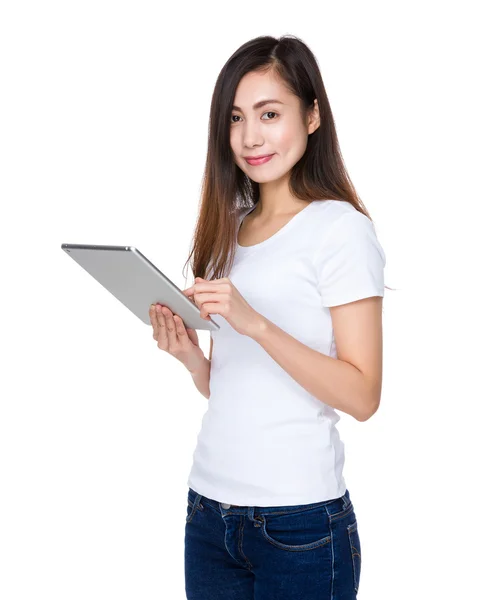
[231,99,284,112]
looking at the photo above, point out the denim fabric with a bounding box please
[184,487,361,599]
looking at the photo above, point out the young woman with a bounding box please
[149,34,388,600]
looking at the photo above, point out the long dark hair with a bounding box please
[182,34,392,294]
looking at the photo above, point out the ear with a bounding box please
[307,98,321,135]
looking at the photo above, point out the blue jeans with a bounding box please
[184,487,361,599]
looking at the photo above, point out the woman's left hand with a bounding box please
[183,277,264,337]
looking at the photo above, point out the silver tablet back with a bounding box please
[61,243,220,331]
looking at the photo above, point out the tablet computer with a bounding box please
[61,243,220,331]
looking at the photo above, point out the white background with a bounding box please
[1,1,480,598]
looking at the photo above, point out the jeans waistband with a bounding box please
[191,488,351,520]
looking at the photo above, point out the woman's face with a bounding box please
[230,70,319,184]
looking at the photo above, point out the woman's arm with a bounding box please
[250,297,383,421]
[188,337,213,400]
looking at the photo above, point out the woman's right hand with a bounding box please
[149,301,206,373]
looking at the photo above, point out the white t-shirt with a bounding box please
[187,199,386,507]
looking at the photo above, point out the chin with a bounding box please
[249,174,280,184]
[253,169,289,184]
[237,163,286,183]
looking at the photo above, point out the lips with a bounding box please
[244,154,273,160]
[245,153,275,166]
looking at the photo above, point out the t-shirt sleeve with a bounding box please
[313,210,386,307]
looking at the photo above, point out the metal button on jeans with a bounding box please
[221,503,231,509]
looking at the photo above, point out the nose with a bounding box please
[242,119,264,149]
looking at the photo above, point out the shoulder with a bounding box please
[311,201,386,308]
[311,200,385,266]
[311,199,366,224]
[306,199,374,243]
[314,200,378,240]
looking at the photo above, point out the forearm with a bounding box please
[188,357,211,400]
[249,317,375,421]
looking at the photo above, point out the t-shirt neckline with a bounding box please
[236,200,320,254]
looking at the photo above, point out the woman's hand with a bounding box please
[149,302,206,373]
[183,277,264,337]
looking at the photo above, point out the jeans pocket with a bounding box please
[186,489,204,524]
[347,521,361,592]
[258,504,331,551]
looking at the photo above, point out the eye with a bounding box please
[230,111,279,124]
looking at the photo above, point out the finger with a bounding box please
[173,314,190,346]
[182,289,196,304]
[174,311,198,344]
[194,293,222,313]
[155,305,168,348]
[200,302,215,320]
[185,281,207,296]
[149,304,159,338]
[162,307,178,349]
[197,277,225,285]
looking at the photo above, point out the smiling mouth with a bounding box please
[244,154,275,165]
[244,153,274,159]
